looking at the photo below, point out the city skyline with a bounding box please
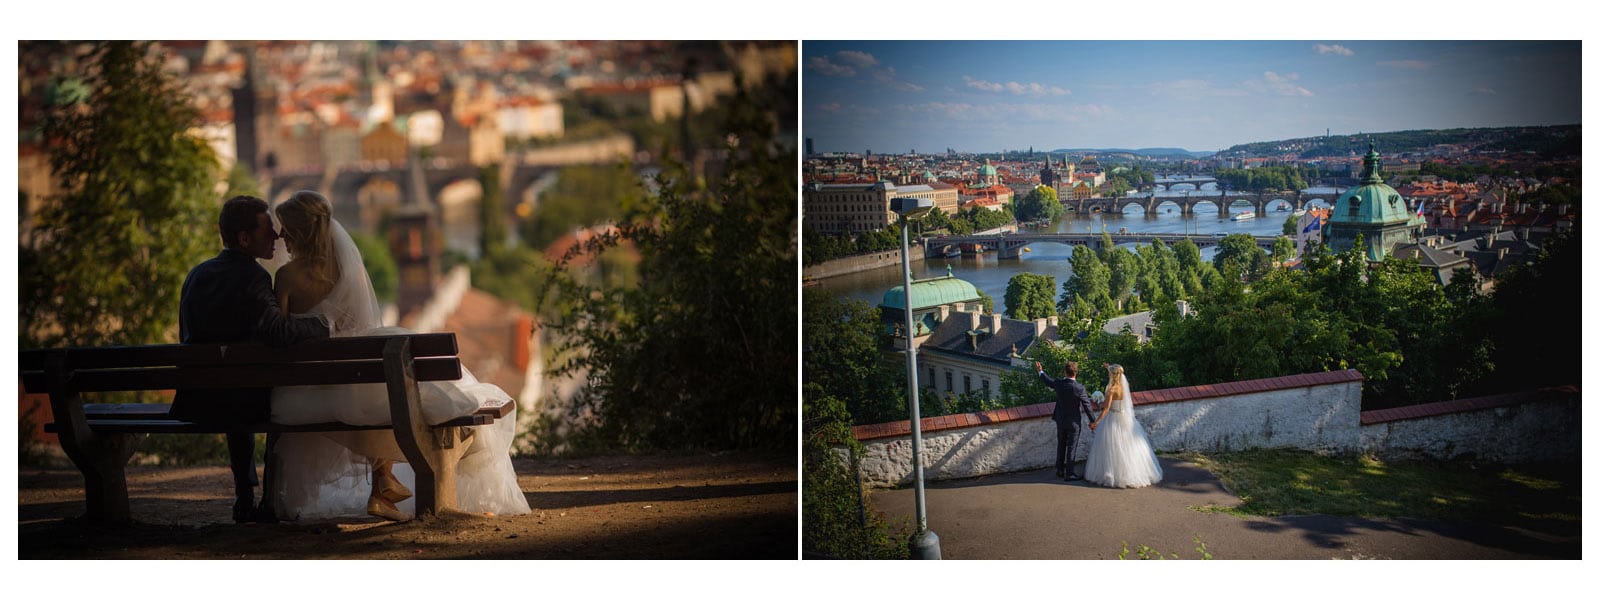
[803,40,1582,155]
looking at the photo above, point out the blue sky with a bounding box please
[803,41,1581,154]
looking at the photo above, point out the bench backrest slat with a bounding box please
[20,357,462,393]
[19,333,458,371]
[48,415,494,434]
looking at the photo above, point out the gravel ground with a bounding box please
[18,451,797,560]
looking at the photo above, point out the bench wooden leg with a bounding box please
[421,426,470,514]
[49,389,142,524]
[383,338,469,517]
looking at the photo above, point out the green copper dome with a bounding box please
[880,273,982,312]
[1324,144,1424,261]
[1330,144,1410,227]
[978,159,997,177]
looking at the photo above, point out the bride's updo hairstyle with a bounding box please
[275,190,341,289]
[1105,364,1126,401]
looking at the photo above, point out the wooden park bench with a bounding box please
[20,333,511,524]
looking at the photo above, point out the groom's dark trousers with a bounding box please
[1038,370,1094,476]
[170,248,328,517]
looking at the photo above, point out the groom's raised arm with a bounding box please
[245,267,329,347]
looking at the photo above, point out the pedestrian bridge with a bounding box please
[924,231,1277,258]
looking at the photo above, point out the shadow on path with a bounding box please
[870,456,1580,559]
[526,480,794,510]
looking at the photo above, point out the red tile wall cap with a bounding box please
[1360,385,1578,425]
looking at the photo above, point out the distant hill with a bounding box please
[1218,125,1580,160]
[1047,147,1214,159]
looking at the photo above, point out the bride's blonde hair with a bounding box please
[1105,364,1127,402]
[275,190,341,289]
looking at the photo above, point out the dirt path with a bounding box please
[18,452,796,559]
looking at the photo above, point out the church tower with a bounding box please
[1323,144,1424,262]
[976,158,999,188]
[230,44,259,175]
[1040,154,1057,189]
[389,157,441,319]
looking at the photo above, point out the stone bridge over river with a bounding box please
[1065,189,1344,218]
[925,232,1277,258]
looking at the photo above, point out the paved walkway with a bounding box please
[869,457,1579,559]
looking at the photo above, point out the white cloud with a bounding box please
[875,67,923,92]
[896,102,977,119]
[808,52,921,92]
[834,50,879,68]
[805,50,883,78]
[806,56,854,77]
[963,75,1068,96]
[963,75,1004,93]
[1313,43,1354,56]
[1474,87,1498,95]
[1256,71,1314,97]
[1378,59,1433,70]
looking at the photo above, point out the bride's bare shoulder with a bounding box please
[270,259,300,284]
[273,260,311,293]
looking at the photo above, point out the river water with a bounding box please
[810,188,1341,314]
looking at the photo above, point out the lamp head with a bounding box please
[891,196,934,220]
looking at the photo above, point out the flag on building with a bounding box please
[1300,212,1321,234]
[1296,209,1322,255]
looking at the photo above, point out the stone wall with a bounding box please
[852,405,1079,488]
[1138,374,1364,455]
[802,246,925,280]
[850,371,1364,487]
[1359,386,1579,463]
[848,372,1578,487]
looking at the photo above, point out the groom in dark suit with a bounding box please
[1036,360,1095,481]
[170,195,329,523]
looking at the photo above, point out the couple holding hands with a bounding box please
[1036,361,1163,489]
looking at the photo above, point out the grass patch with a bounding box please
[1179,449,1580,531]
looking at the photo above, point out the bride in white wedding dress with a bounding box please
[266,190,531,521]
[1083,363,1163,489]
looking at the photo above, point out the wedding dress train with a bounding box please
[266,218,530,520]
[1083,373,1163,489]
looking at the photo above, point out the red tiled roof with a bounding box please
[437,288,535,399]
[402,286,536,400]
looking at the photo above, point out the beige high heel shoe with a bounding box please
[372,460,413,503]
[366,496,410,522]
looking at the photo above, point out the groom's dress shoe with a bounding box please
[1064,474,1084,482]
[233,498,255,523]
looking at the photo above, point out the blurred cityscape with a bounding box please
[18,40,799,454]
[21,41,796,246]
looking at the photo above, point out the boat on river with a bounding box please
[1230,212,1255,221]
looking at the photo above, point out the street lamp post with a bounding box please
[891,196,940,560]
